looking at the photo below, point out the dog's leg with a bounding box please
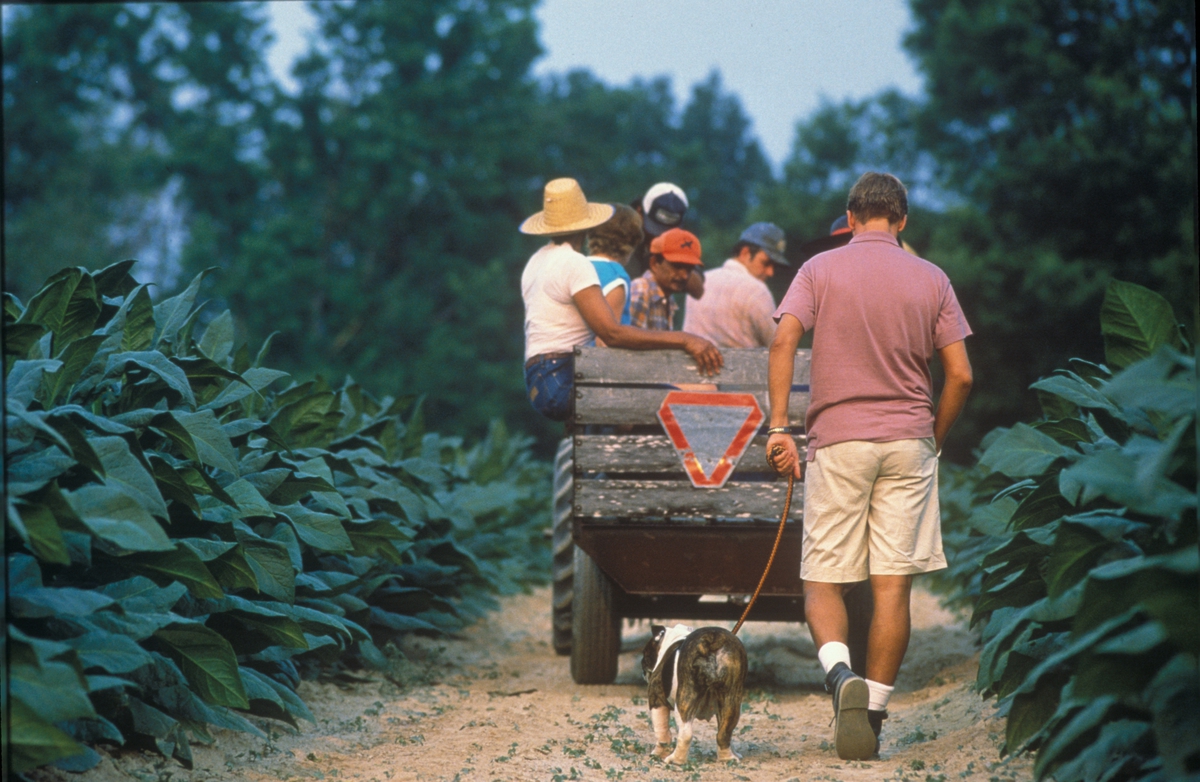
[666,708,693,765]
[715,702,742,762]
[649,707,672,759]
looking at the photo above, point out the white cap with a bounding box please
[641,182,689,214]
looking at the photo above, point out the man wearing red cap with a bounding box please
[629,228,704,330]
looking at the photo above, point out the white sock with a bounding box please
[865,679,894,711]
[816,642,852,674]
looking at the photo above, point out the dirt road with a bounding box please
[43,586,1033,782]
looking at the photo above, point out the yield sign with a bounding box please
[657,391,764,488]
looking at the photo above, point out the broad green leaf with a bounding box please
[7,447,76,496]
[65,631,155,675]
[1031,418,1092,448]
[173,410,239,474]
[1008,476,1073,531]
[206,544,260,591]
[10,584,115,618]
[123,546,225,599]
[1102,348,1196,419]
[201,367,289,411]
[153,622,249,709]
[1146,654,1200,780]
[90,435,169,519]
[45,334,105,405]
[1059,432,1196,518]
[198,310,235,364]
[66,484,173,552]
[105,351,196,406]
[224,478,275,518]
[239,537,296,602]
[178,538,238,561]
[14,501,71,564]
[11,660,96,723]
[1033,696,1123,776]
[149,412,200,463]
[275,502,352,552]
[120,285,157,351]
[238,666,315,724]
[1100,280,1182,370]
[269,389,336,444]
[7,697,88,774]
[1006,673,1067,754]
[5,323,48,358]
[1029,373,1123,417]
[399,456,446,485]
[8,358,63,406]
[148,455,201,512]
[1044,516,1142,597]
[41,412,104,474]
[979,422,1077,477]
[172,355,243,384]
[369,607,440,633]
[968,496,1018,535]
[1044,718,1152,782]
[91,259,139,298]
[18,267,101,344]
[347,520,415,563]
[152,268,214,348]
[100,576,188,612]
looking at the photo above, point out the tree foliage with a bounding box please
[5,261,552,773]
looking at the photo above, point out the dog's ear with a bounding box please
[651,624,666,638]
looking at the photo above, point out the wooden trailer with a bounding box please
[552,346,873,684]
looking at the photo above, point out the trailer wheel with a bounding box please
[844,580,874,678]
[570,546,621,684]
[550,438,574,656]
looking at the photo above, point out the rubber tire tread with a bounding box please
[844,580,874,678]
[550,438,574,655]
[569,546,621,684]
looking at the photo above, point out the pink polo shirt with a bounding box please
[774,231,971,458]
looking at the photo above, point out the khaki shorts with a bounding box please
[800,438,945,583]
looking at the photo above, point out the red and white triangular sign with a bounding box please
[657,391,764,488]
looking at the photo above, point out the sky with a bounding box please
[271,1,925,171]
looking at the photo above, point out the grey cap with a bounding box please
[739,222,789,266]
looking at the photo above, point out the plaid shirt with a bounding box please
[629,271,677,330]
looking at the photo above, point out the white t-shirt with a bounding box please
[521,242,602,361]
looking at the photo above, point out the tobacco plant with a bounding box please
[935,281,1198,781]
[5,262,550,773]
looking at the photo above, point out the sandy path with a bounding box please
[42,585,1033,782]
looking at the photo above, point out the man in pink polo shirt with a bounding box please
[766,172,973,760]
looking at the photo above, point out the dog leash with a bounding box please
[731,442,794,636]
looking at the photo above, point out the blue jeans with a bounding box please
[525,356,574,421]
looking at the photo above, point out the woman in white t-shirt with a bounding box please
[521,179,723,421]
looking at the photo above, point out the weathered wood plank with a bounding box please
[575,386,809,425]
[574,479,803,520]
[575,347,810,386]
[574,434,807,474]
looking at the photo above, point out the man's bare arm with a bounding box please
[766,314,805,478]
[572,286,723,375]
[933,340,973,453]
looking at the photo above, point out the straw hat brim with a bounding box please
[519,203,614,236]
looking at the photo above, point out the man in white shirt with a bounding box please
[520,178,723,422]
[682,222,789,348]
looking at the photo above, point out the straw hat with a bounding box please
[520,178,614,236]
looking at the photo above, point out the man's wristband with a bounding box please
[766,427,791,435]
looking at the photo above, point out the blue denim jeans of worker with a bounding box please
[525,356,574,421]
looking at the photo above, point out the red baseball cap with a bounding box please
[649,228,703,266]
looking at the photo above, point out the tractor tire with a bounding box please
[550,438,575,656]
[844,580,875,678]
[569,546,621,684]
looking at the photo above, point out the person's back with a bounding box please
[683,223,788,348]
[791,233,968,452]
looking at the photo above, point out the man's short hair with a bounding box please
[847,172,908,224]
[588,204,643,261]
